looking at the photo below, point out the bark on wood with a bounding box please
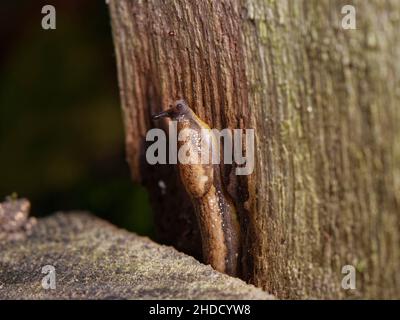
[108,0,400,298]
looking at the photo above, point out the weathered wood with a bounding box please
[109,0,400,298]
[0,212,273,299]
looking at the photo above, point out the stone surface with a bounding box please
[0,212,273,299]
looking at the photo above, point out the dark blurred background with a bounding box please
[0,1,153,236]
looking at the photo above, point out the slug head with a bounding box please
[152,100,190,120]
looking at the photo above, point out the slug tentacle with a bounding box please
[152,100,241,276]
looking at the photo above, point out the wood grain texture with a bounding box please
[109,0,400,298]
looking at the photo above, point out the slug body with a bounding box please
[153,100,241,276]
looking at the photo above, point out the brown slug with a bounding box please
[152,100,241,276]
